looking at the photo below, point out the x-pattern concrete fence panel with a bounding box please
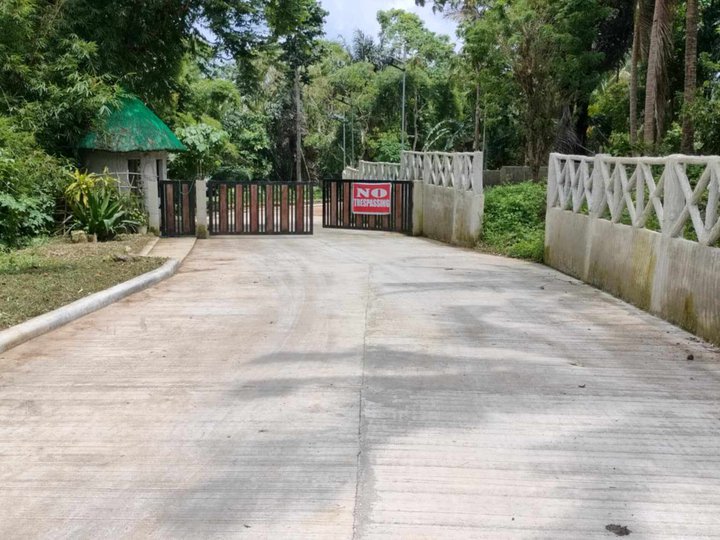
[402,151,483,192]
[548,153,720,246]
[344,161,401,181]
[546,152,720,346]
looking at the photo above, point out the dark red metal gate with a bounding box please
[159,180,196,237]
[207,181,314,235]
[322,179,413,233]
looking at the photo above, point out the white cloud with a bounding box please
[319,0,459,47]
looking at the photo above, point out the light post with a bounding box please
[333,94,354,166]
[332,114,347,168]
[387,46,407,151]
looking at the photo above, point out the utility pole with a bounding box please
[350,110,355,166]
[333,96,353,168]
[388,50,407,151]
[350,97,355,166]
[332,113,347,169]
[401,44,407,151]
[474,81,481,151]
[295,67,302,183]
[482,96,488,159]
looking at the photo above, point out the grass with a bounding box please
[478,181,547,262]
[0,235,164,330]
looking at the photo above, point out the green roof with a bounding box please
[79,96,187,153]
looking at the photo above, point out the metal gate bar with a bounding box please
[159,180,196,237]
[207,181,314,235]
[322,179,413,233]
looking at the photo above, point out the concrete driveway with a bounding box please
[1,226,719,538]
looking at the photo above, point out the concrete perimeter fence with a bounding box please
[344,160,541,186]
[343,151,484,246]
[545,152,720,345]
[342,161,401,181]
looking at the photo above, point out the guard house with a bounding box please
[79,96,187,231]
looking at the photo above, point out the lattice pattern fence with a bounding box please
[342,167,359,180]
[356,161,401,181]
[548,153,720,247]
[342,151,484,193]
[401,151,483,192]
[400,152,424,183]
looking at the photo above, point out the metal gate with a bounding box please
[207,181,314,235]
[160,180,196,237]
[323,179,413,233]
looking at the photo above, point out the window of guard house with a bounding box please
[128,159,141,190]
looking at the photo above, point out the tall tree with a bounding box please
[266,0,327,180]
[629,0,655,149]
[681,0,699,153]
[643,0,676,148]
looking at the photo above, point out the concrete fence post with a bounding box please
[472,151,484,193]
[663,156,685,237]
[452,154,462,191]
[195,178,209,239]
[412,154,432,237]
[412,181,424,236]
[144,178,161,235]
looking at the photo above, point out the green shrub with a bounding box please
[0,117,67,249]
[480,181,547,262]
[67,185,138,241]
[0,194,54,250]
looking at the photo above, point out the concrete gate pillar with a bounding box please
[195,179,209,239]
[144,178,161,235]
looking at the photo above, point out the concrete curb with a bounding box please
[138,236,160,257]
[0,258,179,354]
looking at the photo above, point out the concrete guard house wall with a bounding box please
[545,152,720,346]
[84,150,165,233]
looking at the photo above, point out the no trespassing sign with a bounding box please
[351,182,392,215]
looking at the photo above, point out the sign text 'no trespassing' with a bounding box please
[351,182,392,215]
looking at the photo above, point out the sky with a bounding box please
[319,0,459,47]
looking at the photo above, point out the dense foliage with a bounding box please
[1,0,718,248]
[480,182,547,262]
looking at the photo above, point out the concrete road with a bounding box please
[1,226,719,539]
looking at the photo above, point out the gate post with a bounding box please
[412,154,431,236]
[144,178,161,235]
[196,178,209,239]
[412,181,424,236]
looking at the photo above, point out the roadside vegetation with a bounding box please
[0,235,163,330]
[478,182,547,263]
[1,1,717,262]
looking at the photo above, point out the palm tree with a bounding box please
[629,0,654,148]
[681,0,699,153]
[643,0,676,149]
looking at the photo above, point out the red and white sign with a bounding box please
[352,182,392,215]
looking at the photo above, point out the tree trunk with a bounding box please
[630,1,641,148]
[681,0,699,153]
[643,0,674,150]
[574,100,590,153]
